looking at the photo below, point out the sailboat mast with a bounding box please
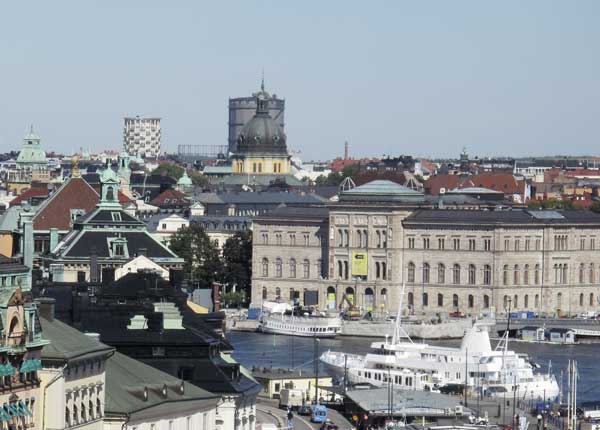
[392,283,405,344]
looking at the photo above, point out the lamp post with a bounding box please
[314,336,320,405]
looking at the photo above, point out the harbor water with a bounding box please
[228,331,600,403]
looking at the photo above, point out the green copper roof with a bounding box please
[339,180,424,203]
[16,127,46,165]
[177,170,193,186]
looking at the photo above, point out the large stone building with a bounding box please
[251,180,600,317]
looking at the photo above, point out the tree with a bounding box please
[152,162,184,179]
[169,223,223,289]
[190,171,209,187]
[222,231,252,300]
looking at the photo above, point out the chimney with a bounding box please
[49,228,59,252]
[344,141,349,160]
[90,247,99,283]
[213,282,221,312]
[35,297,55,322]
[21,209,34,282]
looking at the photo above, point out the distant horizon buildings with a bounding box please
[123,116,161,159]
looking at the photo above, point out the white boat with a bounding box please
[320,351,366,377]
[257,301,342,338]
[320,285,560,400]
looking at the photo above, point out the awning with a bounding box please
[0,407,10,421]
[18,401,32,417]
[0,364,15,377]
[19,359,41,373]
[5,403,23,417]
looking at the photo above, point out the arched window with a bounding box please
[275,287,281,300]
[483,265,491,285]
[344,229,349,247]
[290,259,296,278]
[590,264,595,283]
[357,230,362,248]
[468,264,476,285]
[468,294,474,308]
[452,264,460,284]
[534,294,539,308]
[503,265,509,285]
[535,264,540,284]
[513,265,520,285]
[513,295,518,308]
[453,294,459,309]
[437,264,445,284]
[262,287,267,300]
[275,258,282,278]
[423,263,430,284]
[338,229,343,247]
[562,264,568,284]
[524,294,529,308]
[557,292,563,309]
[303,259,310,279]
[437,293,444,307]
[579,263,585,284]
[422,293,429,307]
[590,293,595,307]
[382,262,387,280]
[375,262,380,279]
[344,261,349,279]
[407,292,414,307]
[580,293,584,307]
[483,295,490,309]
[524,265,529,285]
[407,262,415,283]
[261,258,269,277]
[503,295,508,310]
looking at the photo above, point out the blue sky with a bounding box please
[1,1,598,159]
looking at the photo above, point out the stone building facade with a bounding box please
[251,180,600,317]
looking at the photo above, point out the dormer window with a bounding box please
[107,237,128,258]
[70,209,85,222]
[111,212,122,222]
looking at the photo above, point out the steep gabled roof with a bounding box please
[9,187,50,206]
[33,177,99,231]
[150,189,189,207]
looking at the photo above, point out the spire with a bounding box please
[261,68,265,92]
[30,124,34,134]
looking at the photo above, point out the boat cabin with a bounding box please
[548,328,576,344]
[521,326,545,342]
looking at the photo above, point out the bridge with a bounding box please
[494,318,600,338]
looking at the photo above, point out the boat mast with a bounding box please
[392,283,413,344]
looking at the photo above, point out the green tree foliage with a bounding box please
[169,223,223,289]
[590,201,600,214]
[222,231,252,298]
[314,164,360,186]
[527,199,579,210]
[190,171,209,187]
[152,163,184,179]
[221,291,246,308]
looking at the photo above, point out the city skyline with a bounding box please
[1,1,599,159]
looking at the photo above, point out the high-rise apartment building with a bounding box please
[123,116,161,158]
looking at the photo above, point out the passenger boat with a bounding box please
[257,301,342,338]
[320,285,560,399]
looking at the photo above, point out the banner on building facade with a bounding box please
[351,252,368,276]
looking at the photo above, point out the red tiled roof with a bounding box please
[150,188,188,207]
[33,177,100,231]
[469,173,525,195]
[9,187,50,206]
[424,174,463,195]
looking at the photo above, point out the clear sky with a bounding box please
[1,1,598,160]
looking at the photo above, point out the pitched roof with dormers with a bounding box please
[32,177,99,231]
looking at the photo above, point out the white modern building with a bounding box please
[123,117,161,159]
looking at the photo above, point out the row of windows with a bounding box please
[336,229,388,248]
[65,398,102,427]
[261,258,318,279]
[336,260,388,280]
[260,232,319,246]
[408,237,492,251]
[408,292,491,309]
[502,292,596,310]
[407,263,494,285]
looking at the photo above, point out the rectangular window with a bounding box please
[453,238,460,251]
[504,238,509,251]
[581,237,586,250]
[525,238,530,251]
[408,238,415,249]
[484,239,491,251]
[111,212,122,222]
[535,238,541,250]
[514,239,520,251]
[592,238,596,250]
[152,346,165,357]
[438,238,445,250]
[468,239,476,251]
[423,237,430,249]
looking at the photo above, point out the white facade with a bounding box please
[104,407,217,430]
[114,255,170,281]
[152,214,189,246]
[123,117,161,159]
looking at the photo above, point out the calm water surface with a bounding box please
[227,331,600,403]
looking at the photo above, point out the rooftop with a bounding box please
[339,180,424,202]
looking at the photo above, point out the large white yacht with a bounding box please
[258,301,342,338]
[320,286,559,400]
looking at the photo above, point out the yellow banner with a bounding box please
[351,252,368,276]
